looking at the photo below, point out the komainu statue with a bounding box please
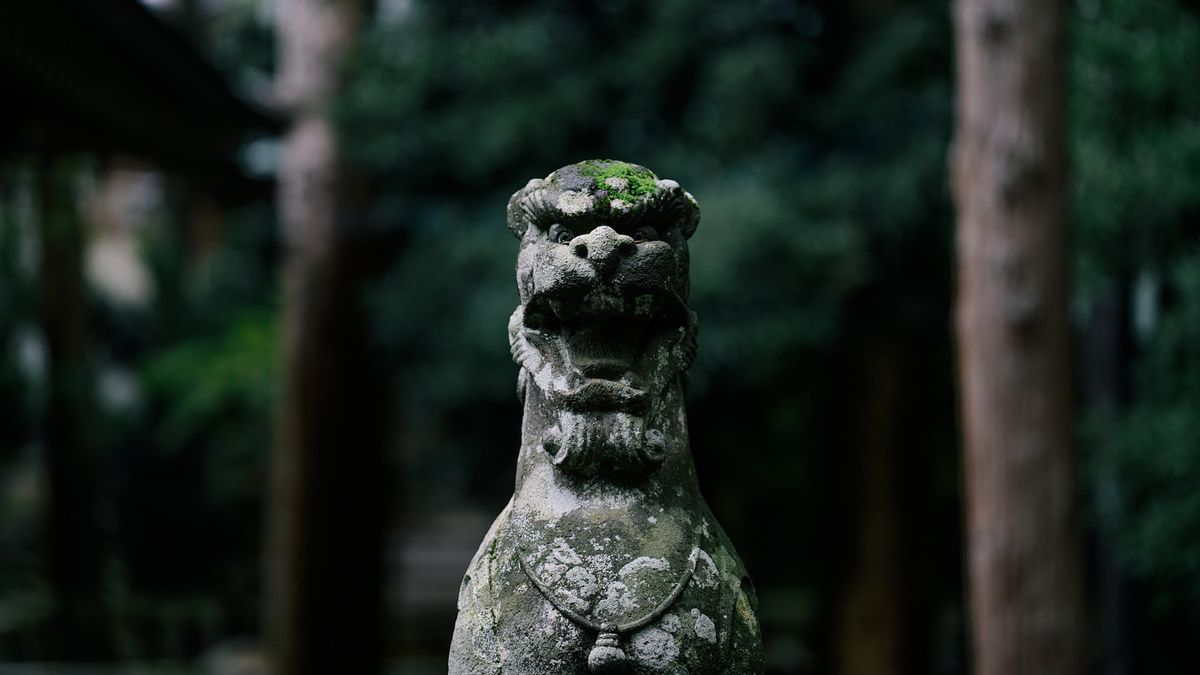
[450,160,764,674]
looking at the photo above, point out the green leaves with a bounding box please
[1074,0,1200,623]
[141,312,277,455]
[1073,0,1200,280]
[348,0,955,399]
[1090,252,1200,608]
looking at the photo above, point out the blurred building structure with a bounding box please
[0,0,276,196]
[0,0,276,660]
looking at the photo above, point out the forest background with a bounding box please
[1,0,1198,673]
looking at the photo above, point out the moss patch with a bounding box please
[578,160,659,203]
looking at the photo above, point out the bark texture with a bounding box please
[952,1,1086,674]
[267,2,385,674]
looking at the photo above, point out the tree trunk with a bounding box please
[952,1,1086,674]
[1082,279,1133,675]
[835,340,904,675]
[266,2,386,674]
[37,156,105,659]
[833,333,940,675]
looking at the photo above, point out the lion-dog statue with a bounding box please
[450,160,764,674]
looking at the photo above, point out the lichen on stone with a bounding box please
[556,190,595,215]
[692,610,717,644]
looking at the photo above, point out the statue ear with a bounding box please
[679,192,700,240]
[507,178,551,240]
[655,179,700,240]
[506,189,529,239]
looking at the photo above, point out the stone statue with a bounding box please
[450,160,764,674]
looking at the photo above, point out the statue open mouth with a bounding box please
[521,286,690,415]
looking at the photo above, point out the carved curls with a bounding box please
[506,169,700,241]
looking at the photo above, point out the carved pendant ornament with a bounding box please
[449,161,764,674]
[517,542,701,673]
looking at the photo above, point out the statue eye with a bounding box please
[550,224,575,244]
[632,226,659,243]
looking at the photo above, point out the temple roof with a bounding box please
[0,0,280,197]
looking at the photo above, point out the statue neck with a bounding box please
[512,381,702,511]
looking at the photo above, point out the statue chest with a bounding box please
[487,506,737,673]
[514,501,703,611]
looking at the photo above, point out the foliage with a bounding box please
[1075,0,1200,615]
[142,311,276,459]
[1090,255,1200,605]
[346,0,952,399]
[1072,0,1200,287]
[108,204,278,592]
[110,309,276,592]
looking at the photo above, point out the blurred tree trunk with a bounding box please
[37,156,104,659]
[1082,279,1133,675]
[267,2,387,674]
[952,1,1086,674]
[832,334,938,675]
[835,339,904,675]
[186,192,225,261]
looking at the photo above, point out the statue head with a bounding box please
[506,160,700,481]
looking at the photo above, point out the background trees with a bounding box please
[0,0,1198,673]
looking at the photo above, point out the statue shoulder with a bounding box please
[457,498,514,612]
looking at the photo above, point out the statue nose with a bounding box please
[571,226,636,269]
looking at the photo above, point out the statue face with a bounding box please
[507,161,700,478]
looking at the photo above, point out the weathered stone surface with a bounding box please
[450,160,764,674]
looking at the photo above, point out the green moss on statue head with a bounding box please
[575,160,660,204]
